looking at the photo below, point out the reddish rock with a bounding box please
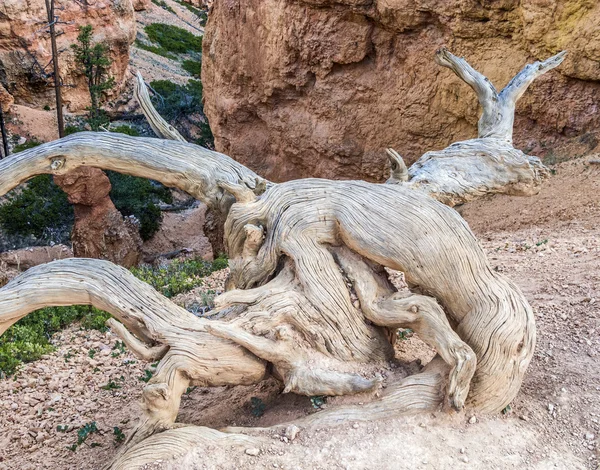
[142,206,213,261]
[202,0,600,182]
[132,0,151,11]
[0,0,136,112]
[54,168,142,268]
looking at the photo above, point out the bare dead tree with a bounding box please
[44,0,65,137]
[0,49,566,468]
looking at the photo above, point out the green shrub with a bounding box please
[134,39,177,60]
[107,171,172,240]
[151,78,204,121]
[182,59,201,77]
[131,255,228,298]
[150,79,214,148]
[0,174,74,240]
[0,306,110,377]
[13,139,42,153]
[145,23,202,54]
[110,125,140,137]
[64,124,85,135]
[72,25,115,131]
[151,0,175,13]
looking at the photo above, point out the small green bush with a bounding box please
[13,139,42,153]
[0,306,110,377]
[131,255,228,298]
[107,171,172,240]
[150,79,214,148]
[145,23,202,54]
[110,125,140,137]
[0,174,74,240]
[182,59,201,77]
[64,124,85,135]
[151,0,175,13]
[134,39,177,60]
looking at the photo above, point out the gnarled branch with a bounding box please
[0,132,269,215]
[435,47,566,142]
[133,72,187,142]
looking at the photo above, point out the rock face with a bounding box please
[0,244,72,271]
[0,0,136,112]
[54,168,142,268]
[202,0,600,182]
[142,206,213,261]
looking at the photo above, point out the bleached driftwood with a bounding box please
[0,48,563,468]
[389,48,566,206]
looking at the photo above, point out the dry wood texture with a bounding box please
[386,48,565,206]
[0,48,560,467]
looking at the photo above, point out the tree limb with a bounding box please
[0,132,269,214]
[133,71,187,142]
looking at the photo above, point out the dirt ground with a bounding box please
[0,158,598,469]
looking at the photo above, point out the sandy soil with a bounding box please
[0,157,598,470]
[5,104,60,144]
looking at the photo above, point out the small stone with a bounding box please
[10,403,18,411]
[519,415,529,421]
[352,423,359,429]
[459,447,466,454]
[245,448,260,456]
[548,403,554,413]
[460,456,469,463]
[285,425,300,441]
[468,416,477,424]
[585,433,595,441]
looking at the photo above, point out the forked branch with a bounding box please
[436,48,566,141]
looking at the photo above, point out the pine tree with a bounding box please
[71,25,115,130]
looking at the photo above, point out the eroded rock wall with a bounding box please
[0,0,136,112]
[202,0,600,182]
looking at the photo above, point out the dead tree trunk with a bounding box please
[0,48,565,468]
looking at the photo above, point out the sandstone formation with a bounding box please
[133,0,151,11]
[0,0,136,112]
[0,244,72,271]
[202,0,600,182]
[54,168,142,268]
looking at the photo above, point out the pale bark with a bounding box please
[0,132,268,215]
[133,72,186,142]
[434,48,566,142]
[390,48,566,206]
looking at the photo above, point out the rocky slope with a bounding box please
[202,0,600,182]
[0,0,137,112]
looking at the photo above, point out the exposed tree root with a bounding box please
[107,425,263,470]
